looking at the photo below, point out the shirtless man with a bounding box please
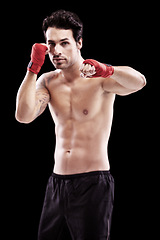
[15,10,146,240]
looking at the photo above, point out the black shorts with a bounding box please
[38,171,114,240]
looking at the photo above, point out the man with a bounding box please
[15,10,146,240]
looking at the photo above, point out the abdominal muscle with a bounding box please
[53,119,110,175]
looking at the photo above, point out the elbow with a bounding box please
[15,117,32,124]
[141,74,147,88]
[15,102,36,124]
[15,111,34,124]
[15,115,32,124]
[136,74,147,91]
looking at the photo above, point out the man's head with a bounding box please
[42,9,83,43]
[42,10,83,69]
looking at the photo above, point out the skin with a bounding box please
[15,27,146,174]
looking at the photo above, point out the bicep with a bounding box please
[35,89,50,117]
[102,77,137,96]
[34,75,50,118]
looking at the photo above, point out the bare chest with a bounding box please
[48,78,104,121]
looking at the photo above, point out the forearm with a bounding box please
[112,66,146,90]
[15,71,37,123]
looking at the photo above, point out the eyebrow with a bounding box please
[47,38,69,43]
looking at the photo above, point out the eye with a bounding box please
[61,41,69,47]
[48,42,55,47]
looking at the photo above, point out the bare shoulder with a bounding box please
[36,70,61,90]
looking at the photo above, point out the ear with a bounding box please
[77,38,83,50]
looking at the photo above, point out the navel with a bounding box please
[83,109,88,115]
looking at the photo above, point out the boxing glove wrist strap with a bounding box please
[27,61,42,74]
[83,59,114,78]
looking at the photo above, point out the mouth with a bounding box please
[53,58,66,62]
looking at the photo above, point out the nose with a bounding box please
[53,44,62,56]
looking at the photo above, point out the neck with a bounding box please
[61,55,84,82]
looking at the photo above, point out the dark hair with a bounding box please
[42,10,83,42]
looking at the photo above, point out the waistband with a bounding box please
[52,170,111,180]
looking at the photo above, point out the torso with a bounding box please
[44,70,115,174]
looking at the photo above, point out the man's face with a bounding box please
[46,27,82,69]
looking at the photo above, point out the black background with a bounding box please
[5,1,158,239]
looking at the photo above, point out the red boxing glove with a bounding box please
[83,59,114,78]
[27,43,48,75]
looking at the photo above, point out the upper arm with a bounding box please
[35,74,51,118]
[102,77,138,96]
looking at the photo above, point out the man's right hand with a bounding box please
[27,43,48,75]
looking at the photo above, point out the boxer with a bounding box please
[16,10,146,240]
